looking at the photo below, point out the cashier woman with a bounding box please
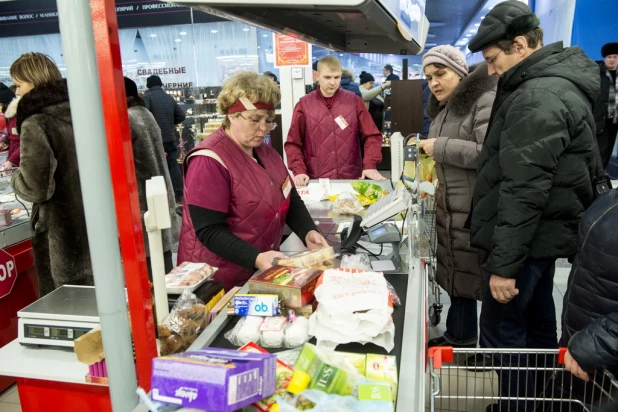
[177,71,327,291]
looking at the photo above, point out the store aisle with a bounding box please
[0,385,20,412]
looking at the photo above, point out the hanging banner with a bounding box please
[273,34,311,68]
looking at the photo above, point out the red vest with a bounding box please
[299,89,363,179]
[177,128,291,291]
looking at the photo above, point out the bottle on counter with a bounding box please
[271,370,313,411]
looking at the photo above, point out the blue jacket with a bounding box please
[562,189,618,373]
[340,77,362,97]
[142,86,186,143]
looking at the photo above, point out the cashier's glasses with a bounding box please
[238,113,278,131]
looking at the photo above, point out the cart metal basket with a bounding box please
[419,186,441,325]
[429,347,618,412]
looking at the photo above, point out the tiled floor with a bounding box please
[0,385,21,412]
[0,269,572,412]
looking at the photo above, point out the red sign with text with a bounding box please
[0,248,17,300]
[274,34,311,68]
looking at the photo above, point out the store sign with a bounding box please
[0,249,17,300]
[273,34,311,68]
[0,0,224,38]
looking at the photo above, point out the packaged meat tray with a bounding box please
[276,246,336,270]
[165,262,217,294]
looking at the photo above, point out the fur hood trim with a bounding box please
[4,96,20,119]
[427,62,498,118]
[17,80,69,134]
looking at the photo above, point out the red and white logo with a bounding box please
[0,248,17,300]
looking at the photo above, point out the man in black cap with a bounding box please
[595,42,618,169]
[467,1,602,410]
[143,75,186,203]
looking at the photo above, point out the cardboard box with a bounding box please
[248,266,322,309]
[151,348,276,412]
[339,352,367,376]
[365,354,398,403]
[238,342,294,412]
[294,344,354,396]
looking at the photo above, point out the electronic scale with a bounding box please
[17,285,100,349]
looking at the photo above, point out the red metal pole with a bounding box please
[90,0,157,391]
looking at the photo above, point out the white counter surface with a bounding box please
[0,339,100,386]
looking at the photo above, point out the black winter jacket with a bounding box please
[562,189,618,374]
[593,61,614,135]
[470,42,601,278]
[142,86,186,143]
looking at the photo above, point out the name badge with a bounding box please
[334,115,349,130]
[282,176,292,199]
[11,128,17,135]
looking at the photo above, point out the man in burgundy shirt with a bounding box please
[285,56,385,185]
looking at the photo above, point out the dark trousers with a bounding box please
[480,258,558,411]
[444,296,478,345]
[598,117,618,170]
[163,141,184,199]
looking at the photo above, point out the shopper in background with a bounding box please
[263,71,279,85]
[10,52,93,297]
[594,42,618,169]
[311,61,319,90]
[340,69,362,97]
[0,83,14,151]
[178,71,326,291]
[468,1,600,410]
[285,55,385,185]
[420,46,497,359]
[358,71,390,131]
[124,77,180,278]
[383,64,399,81]
[0,83,20,170]
[143,75,186,204]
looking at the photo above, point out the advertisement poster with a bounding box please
[273,34,311,68]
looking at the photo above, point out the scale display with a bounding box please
[24,324,91,341]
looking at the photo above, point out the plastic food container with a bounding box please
[276,246,336,270]
[165,262,217,294]
[0,209,13,226]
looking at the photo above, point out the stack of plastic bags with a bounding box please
[308,268,395,352]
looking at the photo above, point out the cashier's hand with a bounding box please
[419,138,436,156]
[564,350,590,382]
[293,174,310,186]
[255,251,286,272]
[361,169,387,181]
[1,161,13,171]
[305,230,327,250]
[489,274,519,304]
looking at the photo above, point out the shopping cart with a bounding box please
[429,346,618,412]
[419,188,441,326]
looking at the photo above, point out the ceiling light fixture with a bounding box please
[150,34,156,37]
[211,30,218,33]
[179,32,187,35]
[243,27,250,31]
[175,39,182,42]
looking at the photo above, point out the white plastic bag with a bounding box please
[308,269,395,352]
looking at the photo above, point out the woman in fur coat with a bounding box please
[10,53,92,296]
[124,77,180,277]
[419,46,497,354]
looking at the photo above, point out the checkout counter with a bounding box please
[185,179,428,411]
[0,179,429,412]
[0,172,38,394]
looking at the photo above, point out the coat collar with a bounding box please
[4,96,20,119]
[426,62,498,118]
[16,79,70,134]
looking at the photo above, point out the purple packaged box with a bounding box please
[151,347,276,412]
